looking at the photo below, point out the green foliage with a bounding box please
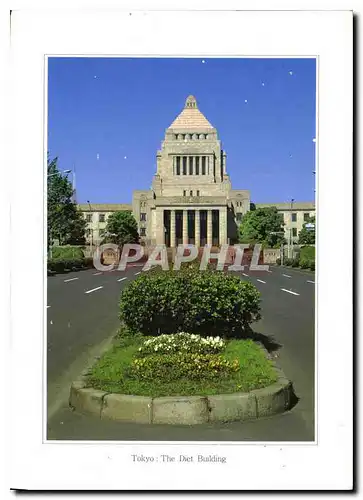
[51,246,84,259]
[309,261,315,271]
[104,211,139,246]
[276,258,281,265]
[87,337,278,397]
[300,245,315,262]
[47,257,85,273]
[137,333,225,356]
[119,267,261,337]
[47,156,86,246]
[291,258,300,267]
[238,206,285,247]
[284,258,293,266]
[299,259,310,269]
[298,216,316,244]
[128,352,239,381]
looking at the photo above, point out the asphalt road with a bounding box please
[47,263,315,441]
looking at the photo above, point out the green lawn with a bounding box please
[86,336,278,397]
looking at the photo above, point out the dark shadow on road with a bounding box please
[242,326,282,354]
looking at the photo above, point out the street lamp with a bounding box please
[87,200,93,256]
[289,198,295,259]
[270,231,285,265]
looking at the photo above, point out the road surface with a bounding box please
[47,263,315,441]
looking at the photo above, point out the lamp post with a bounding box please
[289,198,295,259]
[87,200,93,257]
[270,231,285,265]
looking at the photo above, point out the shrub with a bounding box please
[137,333,225,356]
[291,258,299,267]
[309,261,315,271]
[84,257,94,269]
[119,268,261,337]
[51,246,84,260]
[276,258,281,266]
[299,259,310,269]
[47,256,85,273]
[284,258,293,266]
[128,352,240,381]
[300,246,315,263]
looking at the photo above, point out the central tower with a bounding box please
[152,95,231,198]
[132,95,250,247]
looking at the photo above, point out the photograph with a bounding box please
[7,7,353,491]
[46,56,316,442]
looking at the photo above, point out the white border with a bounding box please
[9,8,352,490]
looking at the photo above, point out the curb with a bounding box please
[69,350,294,425]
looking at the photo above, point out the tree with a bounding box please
[104,211,139,246]
[238,206,285,248]
[47,156,86,247]
[298,216,316,245]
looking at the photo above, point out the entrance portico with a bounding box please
[156,206,228,247]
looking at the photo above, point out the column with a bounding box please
[170,210,176,248]
[155,208,164,245]
[190,156,194,175]
[219,206,227,245]
[194,209,200,247]
[182,210,188,245]
[207,209,213,246]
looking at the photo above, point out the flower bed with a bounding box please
[86,332,278,397]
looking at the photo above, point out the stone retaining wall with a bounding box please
[69,364,293,425]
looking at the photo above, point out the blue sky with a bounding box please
[48,57,316,204]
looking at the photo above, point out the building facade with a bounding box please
[78,203,132,245]
[78,96,315,246]
[132,95,250,247]
[256,202,315,244]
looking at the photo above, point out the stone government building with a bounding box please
[78,95,315,246]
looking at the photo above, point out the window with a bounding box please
[140,213,146,221]
[292,228,297,237]
[86,214,92,222]
[176,156,180,175]
[190,190,193,197]
[304,212,310,222]
[195,157,200,175]
[197,190,200,196]
[236,213,243,222]
[99,214,105,223]
[291,213,297,222]
[201,156,206,175]
[140,228,146,236]
[183,190,186,197]
[182,157,187,175]
[189,158,193,175]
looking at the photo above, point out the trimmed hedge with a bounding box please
[47,248,95,274]
[119,267,261,337]
[47,257,85,273]
[300,246,315,262]
[51,246,84,260]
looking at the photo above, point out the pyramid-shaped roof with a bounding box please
[168,95,214,130]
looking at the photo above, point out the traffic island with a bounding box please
[69,363,294,425]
